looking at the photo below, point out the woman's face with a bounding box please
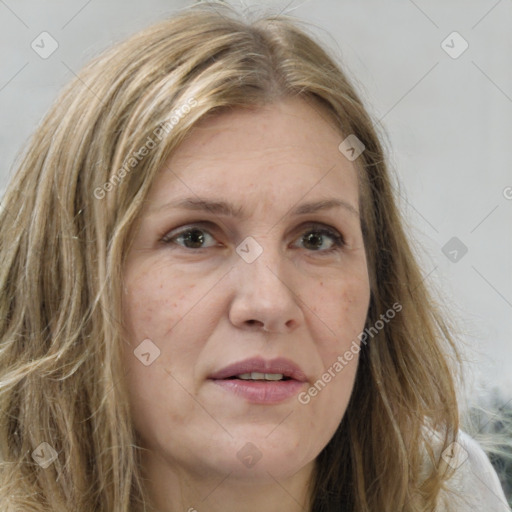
[121,97,371,491]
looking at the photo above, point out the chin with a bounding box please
[198,429,316,481]
[223,453,312,483]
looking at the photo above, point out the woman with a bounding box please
[0,2,509,511]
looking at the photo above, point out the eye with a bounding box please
[161,222,345,254]
[161,225,217,250]
[292,224,345,254]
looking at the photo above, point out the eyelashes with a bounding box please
[160,222,346,255]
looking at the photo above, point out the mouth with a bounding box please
[208,357,308,404]
[223,372,293,381]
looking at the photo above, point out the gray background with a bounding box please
[1,0,511,407]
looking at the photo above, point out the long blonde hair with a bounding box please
[0,3,462,510]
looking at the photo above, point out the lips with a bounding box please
[209,357,308,404]
[208,357,308,382]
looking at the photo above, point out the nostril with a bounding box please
[246,319,266,329]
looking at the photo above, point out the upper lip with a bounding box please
[209,357,308,382]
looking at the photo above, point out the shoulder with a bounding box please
[434,430,511,512]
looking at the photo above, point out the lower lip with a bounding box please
[210,379,305,404]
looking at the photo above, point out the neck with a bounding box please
[142,452,316,512]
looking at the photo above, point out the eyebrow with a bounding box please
[150,196,360,219]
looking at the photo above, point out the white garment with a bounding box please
[436,430,511,511]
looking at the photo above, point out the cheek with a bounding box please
[121,263,197,344]
[311,274,370,352]
[314,275,369,417]
[120,266,195,408]
[120,267,211,446]
[120,260,222,391]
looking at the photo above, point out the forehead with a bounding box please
[149,97,360,208]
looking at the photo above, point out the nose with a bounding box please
[228,243,305,334]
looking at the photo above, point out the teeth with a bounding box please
[237,372,285,381]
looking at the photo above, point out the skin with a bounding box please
[121,96,371,512]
